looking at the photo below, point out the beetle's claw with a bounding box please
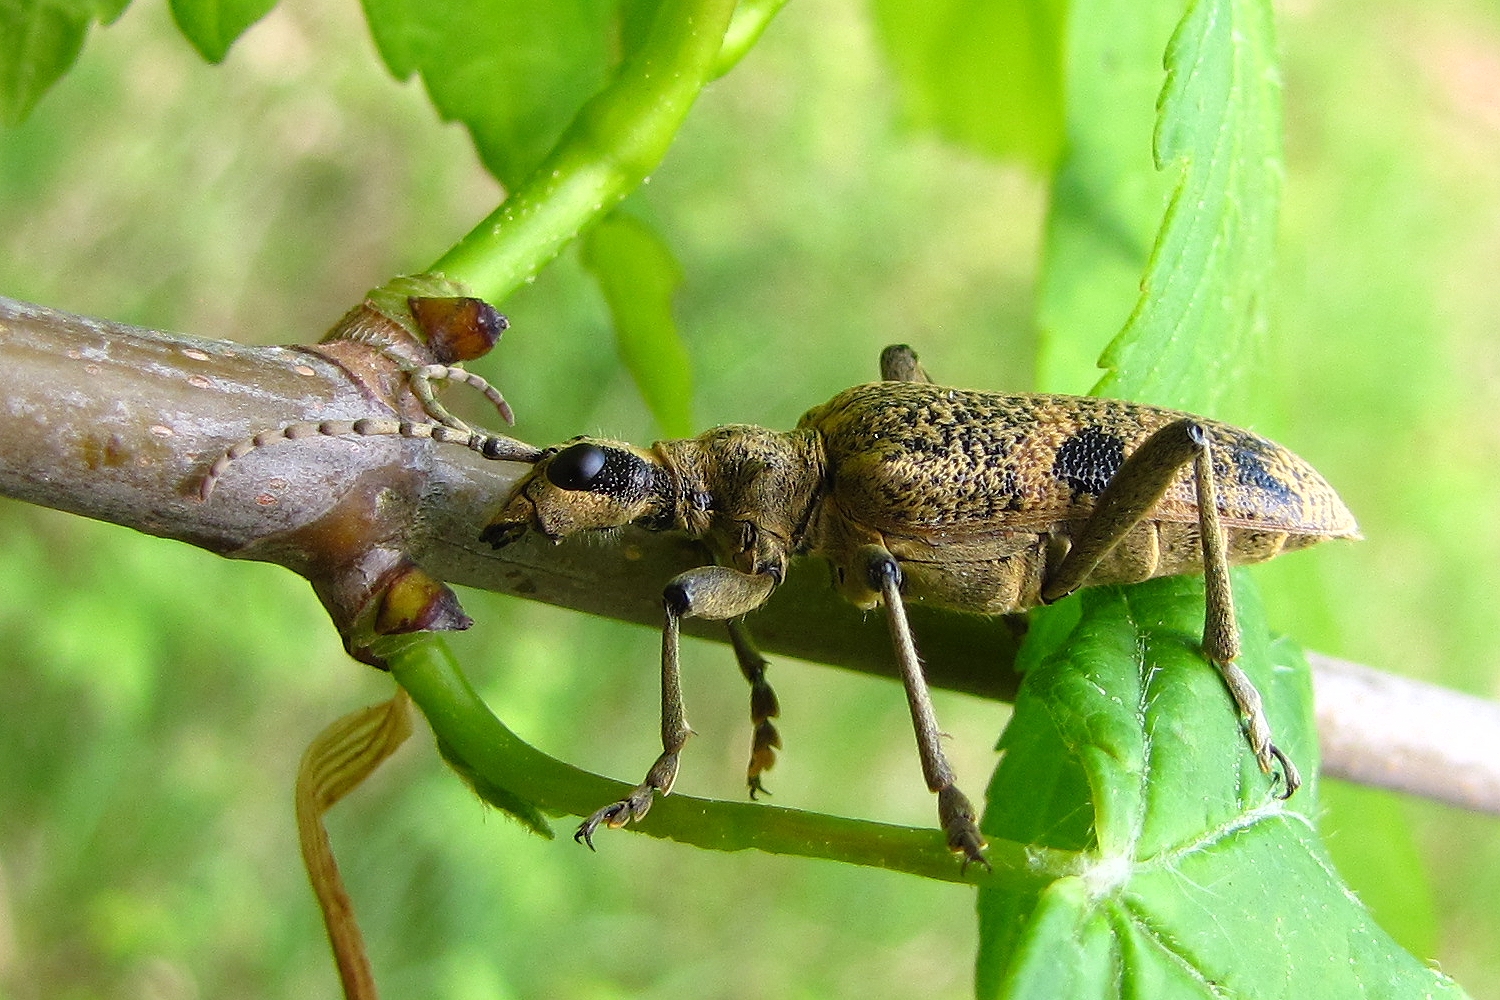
[1269,743,1303,799]
[956,840,991,874]
[1240,720,1301,800]
[575,785,657,850]
[1241,713,1302,800]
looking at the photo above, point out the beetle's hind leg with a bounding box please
[1040,419,1301,798]
[726,620,782,798]
[855,543,988,869]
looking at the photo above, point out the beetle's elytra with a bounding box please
[487,345,1358,867]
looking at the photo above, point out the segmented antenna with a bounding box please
[198,418,543,502]
[406,364,515,430]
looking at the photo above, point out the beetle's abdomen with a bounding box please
[799,382,1358,539]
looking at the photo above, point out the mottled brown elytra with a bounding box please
[482,346,1358,867]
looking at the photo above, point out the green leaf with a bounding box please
[1319,781,1441,961]
[1030,0,1180,396]
[168,0,278,63]
[0,0,127,125]
[1089,0,1282,412]
[359,0,618,186]
[712,0,786,79]
[869,0,1065,172]
[580,209,694,438]
[975,576,1467,999]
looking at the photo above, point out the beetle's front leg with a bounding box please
[854,544,988,869]
[1041,419,1300,797]
[575,566,777,849]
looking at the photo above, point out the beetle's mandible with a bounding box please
[484,345,1358,867]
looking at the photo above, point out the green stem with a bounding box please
[429,0,738,302]
[713,0,790,79]
[389,634,1070,888]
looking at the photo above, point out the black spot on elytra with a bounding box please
[1052,426,1126,497]
[1233,445,1296,508]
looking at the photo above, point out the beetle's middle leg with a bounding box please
[854,543,988,869]
[726,619,782,798]
[1040,419,1301,797]
[576,566,777,849]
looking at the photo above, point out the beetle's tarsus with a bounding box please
[746,717,781,799]
[723,618,784,798]
[938,785,989,871]
[575,781,661,849]
[1209,654,1302,797]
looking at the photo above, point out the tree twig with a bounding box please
[1310,652,1500,813]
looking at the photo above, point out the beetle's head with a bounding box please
[481,438,666,548]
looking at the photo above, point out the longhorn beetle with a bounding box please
[203,343,1357,866]
[480,346,1358,867]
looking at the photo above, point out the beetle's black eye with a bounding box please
[546,442,609,491]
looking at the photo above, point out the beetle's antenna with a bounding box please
[199,418,543,501]
[406,364,516,429]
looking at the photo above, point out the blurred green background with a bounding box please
[1,0,1498,996]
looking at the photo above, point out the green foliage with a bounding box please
[1031,0,1283,414]
[392,636,1051,884]
[419,0,732,414]
[359,0,616,186]
[580,209,695,438]
[1031,0,1181,397]
[1090,0,1282,413]
[433,735,554,839]
[169,0,278,61]
[976,579,1462,998]
[869,0,1066,173]
[0,0,127,124]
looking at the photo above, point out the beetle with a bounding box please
[480,345,1359,866]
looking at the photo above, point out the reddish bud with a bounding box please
[408,296,508,364]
